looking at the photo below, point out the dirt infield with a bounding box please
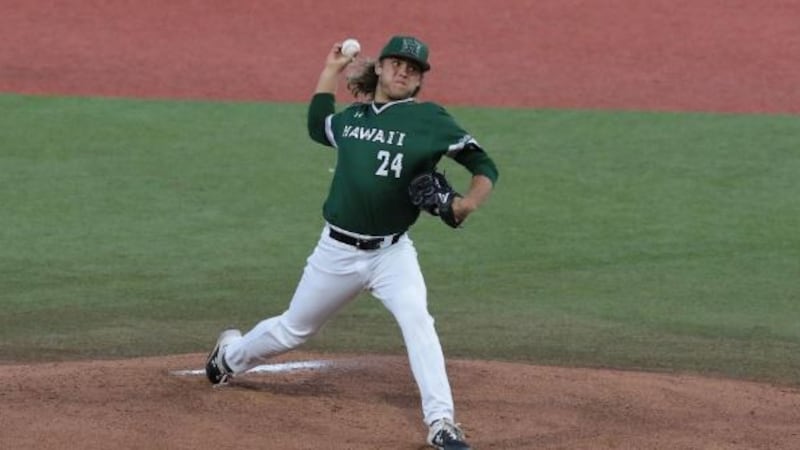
[3,353,799,449]
[2,1,800,448]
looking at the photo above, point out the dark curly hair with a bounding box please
[346,59,379,100]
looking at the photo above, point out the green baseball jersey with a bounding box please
[316,97,479,235]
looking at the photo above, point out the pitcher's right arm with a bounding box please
[308,42,354,146]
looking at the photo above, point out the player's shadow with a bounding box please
[228,377,339,397]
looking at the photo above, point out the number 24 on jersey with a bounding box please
[376,150,404,178]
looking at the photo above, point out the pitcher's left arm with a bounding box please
[451,144,498,222]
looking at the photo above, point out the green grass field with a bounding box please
[2,93,798,385]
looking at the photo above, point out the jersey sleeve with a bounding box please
[310,99,366,150]
[428,104,499,185]
[427,104,481,156]
[307,93,336,147]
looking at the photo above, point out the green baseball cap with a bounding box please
[379,35,430,72]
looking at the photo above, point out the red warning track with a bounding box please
[1,0,798,114]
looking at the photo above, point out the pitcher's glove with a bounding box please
[408,171,463,228]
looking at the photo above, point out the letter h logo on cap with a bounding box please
[400,37,423,58]
[380,35,430,71]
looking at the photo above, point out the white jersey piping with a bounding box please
[371,98,416,115]
[324,114,337,148]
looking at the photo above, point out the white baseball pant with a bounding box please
[223,224,455,425]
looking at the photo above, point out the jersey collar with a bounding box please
[371,98,415,115]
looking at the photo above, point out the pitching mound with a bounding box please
[2,353,798,449]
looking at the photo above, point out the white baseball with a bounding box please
[341,38,361,58]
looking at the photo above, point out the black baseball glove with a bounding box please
[408,170,463,228]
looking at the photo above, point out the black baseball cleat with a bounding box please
[427,418,472,450]
[205,329,241,385]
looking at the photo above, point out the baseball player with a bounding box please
[206,35,498,450]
